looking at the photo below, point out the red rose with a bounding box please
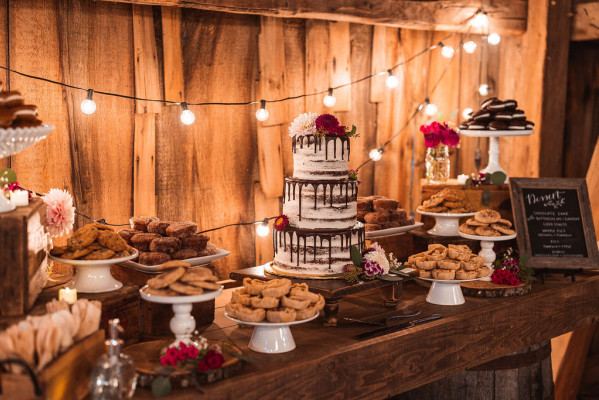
[206,352,225,370]
[274,215,289,231]
[440,127,460,147]
[197,359,208,372]
[315,114,342,136]
[187,346,199,359]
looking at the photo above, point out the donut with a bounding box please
[139,252,171,266]
[149,237,181,254]
[147,220,173,235]
[432,269,455,280]
[364,212,390,224]
[373,198,399,211]
[129,216,159,232]
[131,233,162,252]
[181,234,209,251]
[171,249,198,260]
[166,221,198,238]
[456,270,477,280]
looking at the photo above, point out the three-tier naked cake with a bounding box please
[272,113,365,277]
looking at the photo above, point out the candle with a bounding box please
[58,287,77,305]
[10,190,29,207]
[457,174,469,185]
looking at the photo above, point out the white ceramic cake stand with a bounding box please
[225,312,318,354]
[417,210,476,236]
[458,129,533,181]
[140,285,223,347]
[418,277,482,305]
[458,232,517,280]
[49,249,139,293]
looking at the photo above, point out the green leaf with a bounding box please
[520,253,530,267]
[481,189,492,206]
[450,108,459,118]
[490,171,507,185]
[350,246,363,267]
[376,274,404,282]
[152,376,172,398]
[0,168,17,185]
[465,178,472,189]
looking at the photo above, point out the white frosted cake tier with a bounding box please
[292,135,350,180]
[283,178,358,230]
[273,225,365,276]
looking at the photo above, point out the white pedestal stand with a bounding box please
[458,232,517,280]
[417,211,476,237]
[417,277,482,305]
[140,285,223,347]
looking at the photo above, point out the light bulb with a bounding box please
[179,102,195,125]
[463,41,477,54]
[255,100,269,121]
[385,70,399,88]
[488,32,501,45]
[369,149,382,162]
[323,88,336,107]
[81,89,96,115]
[471,12,489,29]
[478,84,489,96]
[462,108,473,119]
[256,220,269,237]
[441,45,455,58]
[425,102,438,116]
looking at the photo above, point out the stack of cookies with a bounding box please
[50,222,134,260]
[357,196,414,232]
[417,188,475,214]
[225,278,325,323]
[118,216,217,266]
[407,244,490,280]
[144,261,220,296]
[459,209,515,236]
[0,82,43,128]
[460,97,534,131]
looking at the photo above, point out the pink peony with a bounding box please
[42,189,75,237]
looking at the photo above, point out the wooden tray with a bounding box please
[460,280,532,297]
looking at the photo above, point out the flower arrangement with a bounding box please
[160,339,224,372]
[491,247,533,286]
[273,215,289,231]
[347,169,361,184]
[420,121,460,149]
[343,243,404,283]
[465,171,507,188]
[288,112,358,139]
[42,188,75,237]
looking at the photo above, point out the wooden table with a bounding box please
[132,273,599,399]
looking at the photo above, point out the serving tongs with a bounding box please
[357,314,443,339]
[342,310,422,326]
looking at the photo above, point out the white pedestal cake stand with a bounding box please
[458,232,517,280]
[49,250,139,293]
[140,285,223,347]
[225,313,318,354]
[417,210,476,236]
[418,277,482,305]
[458,129,533,181]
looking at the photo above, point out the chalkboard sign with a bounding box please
[510,178,599,269]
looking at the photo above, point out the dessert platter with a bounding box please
[417,188,477,236]
[225,278,324,353]
[459,97,534,179]
[407,244,490,305]
[139,261,223,347]
[357,195,422,239]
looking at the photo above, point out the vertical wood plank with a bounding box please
[133,113,156,216]
[305,20,329,114]
[586,139,599,238]
[258,17,287,126]
[253,182,279,265]
[161,6,184,103]
[370,25,387,103]
[0,0,8,171]
[257,125,283,198]
[132,4,162,114]
[328,21,351,112]
[554,324,597,400]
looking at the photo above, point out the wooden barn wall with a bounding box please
[0,0,544,277]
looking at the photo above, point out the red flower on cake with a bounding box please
[274,215,289,231]
[315,114,345,136]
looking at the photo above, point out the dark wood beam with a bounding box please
[95,0,528,33]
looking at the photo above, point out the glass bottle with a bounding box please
[89,319,137,400]
[426,145,450,184]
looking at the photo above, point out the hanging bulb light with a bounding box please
[255,100,269,121]
[478,84,490,96]
[439,42,455,58]
[80,89,97,115]
[323,88,336,107]
[369,148,383,162]
[462,108,473,119]
[424,98,438,116]
[255,219,269,237]
[463,41,477,54]
[385,69,399,88]
[471,12,489,29]
[179,102,195,125]
[488,32,501,45]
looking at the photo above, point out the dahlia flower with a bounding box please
[288,112,319,137]
[42,189,75,237]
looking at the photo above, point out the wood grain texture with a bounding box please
[253,182,279,265]
[572,1,599,41]
[328,21,351,111]
[161,6,184,103]
[370,25,387,103]
[305,20,329,114]
[256,125,284,198]
[587,140,599,238]
[554,324,597,400]
[258,17,288,126]
[0,0,7,171]
[132,4,162,114]
[133,113,157,216]
[98,0,528,33]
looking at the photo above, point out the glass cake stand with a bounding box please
[0,124,54,213]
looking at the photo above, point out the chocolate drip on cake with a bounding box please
[283,178,358,221]
[292,135,350,161]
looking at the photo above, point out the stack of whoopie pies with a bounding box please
[460,97,534,131]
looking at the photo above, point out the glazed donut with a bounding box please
[281,295,311,310]
[250,296,280,309]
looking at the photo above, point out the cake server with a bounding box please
[343,310,422,326]
[357,314,443,339]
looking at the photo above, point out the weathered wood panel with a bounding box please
[0,0,8,171]
[256,125,283,198]
[304,20,329,114]
[572,1,599,41]
[369,25,387,104]
[258,17,288,126]
[328,21,351,112]
[133,113,157,216]
[161,6,185,103]
[253,182,279,265]
[132,4,162,114]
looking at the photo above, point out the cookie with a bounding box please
[50,246,68,256]
[456,270,477,280]
[83,249,115,260]
[489,121,509,130]
[60,247,93,260]
[67,225,99,250]
[363,223,381,232]
[114,250,132,258]
[0,108,16,127]
[185,280,221,291]
[144,287,179,297]
[467,122,488,130]
[11,118,42,128]
[504,99,518,110]
[465,218,487,227]
[459,224,477,235]
[180,267,215,281]
[147,220,173,235]
[91,222,113,231]
[130,233,162,252]
[147,266,186,289]
[494,111,513,121]
[117,229,140,244]
[472,109,491,121]
[481,97,497,109]
[497,219,512,227]
[491,223,516,235]
[149,237,181,254]
[181,234,209,251]
[364,212,390,224]
[508,120,527,130]
[266,308,297,323]
[526,120,535,129]
[166,221,198,238]
[171,249,198,260]
[357,197,373,211]
[129,216,159,232]
[474,209,501,224]
[97,230,129,252]
[432,269,455,280]
[487,100,507,111]
[157,260,191,271]
[373,198,399,211]
[11,105,37,122]
[475,226,501,237]
[512,109,526,120]
[139,252,171,266]
[169,281,205,295]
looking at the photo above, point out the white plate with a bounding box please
[225,312,319,327]
[49,249,139,265]
[458,232,517,241]
[365,222,423,239]
[417,211,477,218]
[458,129,534,138]
[119,248,230,273]
[139,284,223,304]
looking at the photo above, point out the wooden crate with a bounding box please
[0,199,48,316]
[0,330,105,400]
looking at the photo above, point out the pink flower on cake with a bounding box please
[315,113,345,136]
[42,188,75,237]
[288,112,319,138]
[274,215,289,231]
